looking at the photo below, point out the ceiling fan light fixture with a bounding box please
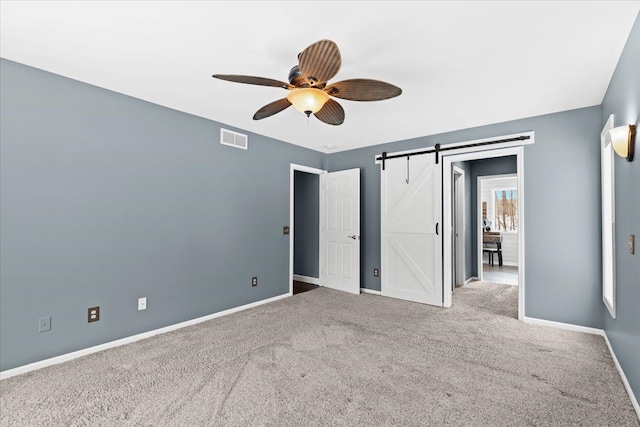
[286,88,329,117]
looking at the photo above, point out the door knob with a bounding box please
[348,235,359,240]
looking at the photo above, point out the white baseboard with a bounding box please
[603,332,640,419]
[360,288,382,295]
[0,293,290,380]
[465,277,479,284]
[522,316,604,336]
[293,274,320,285]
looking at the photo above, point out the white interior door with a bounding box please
[381,154,442,306]
[320,168,360,295]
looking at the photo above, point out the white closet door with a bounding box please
[381,154,442,306]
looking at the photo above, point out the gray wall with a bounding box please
[0,59,325,371]
[601,13,640,404]
[469,157,518,277]
[293,171,319,278]
[327,106,604,329]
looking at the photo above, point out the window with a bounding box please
[492,188,517,232]
[601,115,616,318]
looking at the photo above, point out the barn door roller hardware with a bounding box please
[378,135,530,170]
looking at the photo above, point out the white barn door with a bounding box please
[381,154,442,306]
[320,168,360,295]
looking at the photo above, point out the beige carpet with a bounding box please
[1,282,638,426]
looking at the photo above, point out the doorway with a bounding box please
[289,164,324,296]
[478,174,519,287]
[443,144,527,320]
[289,164,362,296]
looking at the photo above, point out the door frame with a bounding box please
[442,140,529,320]
[452,166,465,289]
[289,163,326,296]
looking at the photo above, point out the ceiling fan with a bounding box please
[212,40,402,126]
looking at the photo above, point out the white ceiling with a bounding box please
[1,1,639,153]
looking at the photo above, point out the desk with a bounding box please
[483,232,503,266]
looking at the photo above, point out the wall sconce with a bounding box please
[608,124,636,161]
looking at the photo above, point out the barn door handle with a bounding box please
[405,156,410,184]
[435,223,439,235]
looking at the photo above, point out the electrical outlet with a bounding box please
[252,276,258,287]
[138,297,147,311]
[38,316,51,332]
[374,268,379,277]
[88,306,100,323]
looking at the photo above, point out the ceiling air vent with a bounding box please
[220,128,248,150]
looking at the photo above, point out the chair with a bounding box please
[483,247,501,266]
[482,232,503,266]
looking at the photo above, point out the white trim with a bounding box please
[289,164,326,296]
[517,151,526,320]
[603,332,640,418]
[293,274,320,285]
[601,115,617,318]
[360,288,382,295]
[477,177,483,281]
[0,293,289,380]
[522,316,604,336]
[452,166,466,289]
[442,142,528,320]
[465,277,478,284]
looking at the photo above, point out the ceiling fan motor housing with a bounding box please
[288,65,305,87]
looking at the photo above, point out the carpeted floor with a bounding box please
[1,282,638,426]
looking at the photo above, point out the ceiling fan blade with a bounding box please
[314,99,344,126]
[298,40,342,86]
[212,74,292,89]
[325,79,402,101]
[253,98,292,120]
